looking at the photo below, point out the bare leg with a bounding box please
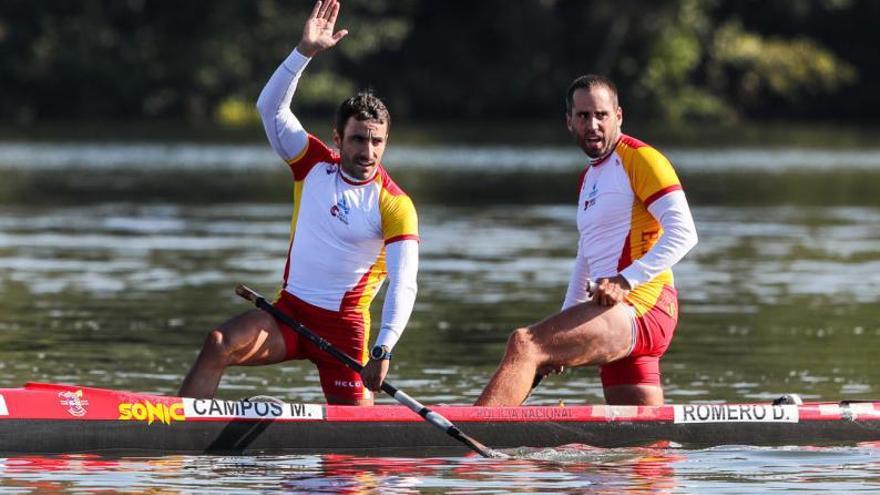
[474,302,634,406]
[178,309,289,398]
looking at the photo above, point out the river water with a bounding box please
[1,141,879,493]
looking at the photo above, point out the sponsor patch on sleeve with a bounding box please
[183,398,323,420]
[674,404,799,424]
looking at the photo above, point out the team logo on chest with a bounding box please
[583,182,598,210]
[330,195,350,225]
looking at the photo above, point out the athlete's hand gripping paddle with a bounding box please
[235,284,507,459]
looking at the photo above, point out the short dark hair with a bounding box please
[565,75,619,114]
[335,91,391,137]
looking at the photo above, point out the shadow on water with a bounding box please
[5,165,880,208]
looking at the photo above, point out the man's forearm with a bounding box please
[620,191,698,288]
[255,48,311,162]
[375,240,419,350]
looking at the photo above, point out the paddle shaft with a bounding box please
[234,284,501,458]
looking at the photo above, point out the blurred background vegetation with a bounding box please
[0,0,875,139]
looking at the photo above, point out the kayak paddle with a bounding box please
[235,284,506,459]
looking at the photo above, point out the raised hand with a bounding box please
[297,0,348,58]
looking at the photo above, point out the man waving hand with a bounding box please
[179,0,419,404]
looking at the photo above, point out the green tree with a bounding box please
[631,0,856,124]
[0,0,872,129]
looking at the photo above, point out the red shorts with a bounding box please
[599,285,678,387]
[273,291,371,402]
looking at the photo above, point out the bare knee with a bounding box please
[199,329,233,365]
[505,327,542,363]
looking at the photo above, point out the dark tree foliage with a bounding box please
[0,0,874,127]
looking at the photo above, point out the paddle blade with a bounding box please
[465,435,509,459]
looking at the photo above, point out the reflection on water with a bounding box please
[1,142,879,492]
[2,446,879,494]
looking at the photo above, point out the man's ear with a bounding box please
[565,113,573,133]
[332,129,342,149]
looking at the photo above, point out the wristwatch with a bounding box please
[370,345,392,361]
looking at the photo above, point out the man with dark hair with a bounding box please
[475,74,698,406]
[335,93,391,140]
[179,0,419,405]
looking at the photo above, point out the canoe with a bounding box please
[1,382,879,455]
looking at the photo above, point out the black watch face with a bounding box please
[371,347,383,360]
